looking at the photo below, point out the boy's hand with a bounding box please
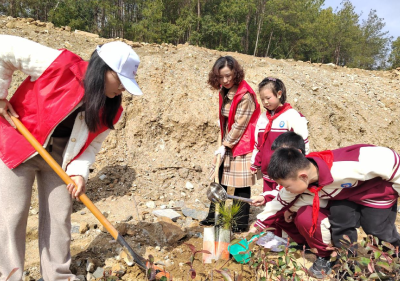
[248,226,259,233]
[250,195,266,206]
[241,225,260,238]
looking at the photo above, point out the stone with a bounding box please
[185,181,194,190]
[86,273,93,281]
[79,222,89,234]
[312,86,319,91]
[184,217,194,228]
[99,174,107,180]
[152,209,181,221]
[46,22,54,29]
[175,200,185,208]
[146,201,156,208]
[182,207,208,220]
[325,63,336,67]
[71,224,80,234]
[65,26,71,31]
[30,208,38,215]
[92,267,104,279]
[75,275,85,281]
[6,22,16,28]
[119,249,134,266]
[111,263,126,277]
[140,221,186,246]
[179,168,189,178]
[86,258,95,272]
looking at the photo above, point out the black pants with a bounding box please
[204,163,251,229]
[329,200,400,248]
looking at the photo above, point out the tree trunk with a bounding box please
[254,0,266,56]
[265,30,273,57]
[245,12,250,54]
[197,0,200,31]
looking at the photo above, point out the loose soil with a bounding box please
[1,15,400,281]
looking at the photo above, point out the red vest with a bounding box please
[0,49,123,169]
[218,80,260,157]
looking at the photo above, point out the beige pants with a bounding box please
[0,138,76,281]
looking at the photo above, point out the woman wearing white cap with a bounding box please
[0,35,142,281]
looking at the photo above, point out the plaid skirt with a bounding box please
[209,148,256,188]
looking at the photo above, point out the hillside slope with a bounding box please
[1,15,400,280]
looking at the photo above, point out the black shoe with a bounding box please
[199,218,214,226]
[308,256,334,279]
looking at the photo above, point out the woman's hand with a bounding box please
[67,176,86,201]
[284,210,294,223]
[250,195,266,206]
[214,145,226,160]
[0,99,19,128]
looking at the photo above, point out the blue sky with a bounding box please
[322,0,400,40]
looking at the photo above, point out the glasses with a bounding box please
[111,71,125,90]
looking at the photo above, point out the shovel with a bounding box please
[207,182,253,204]
[10,116,147,270]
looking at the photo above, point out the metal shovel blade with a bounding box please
[207,182,253,204]
[207,182,227,203]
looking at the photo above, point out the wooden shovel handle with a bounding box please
[215,133,222,184]
[11,116,119,239]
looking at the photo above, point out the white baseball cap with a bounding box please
[96,41,143,96]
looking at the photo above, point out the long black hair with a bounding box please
[83,50,122,132]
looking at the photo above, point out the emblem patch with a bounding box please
[279,121,285,128]
[341,183,352,188]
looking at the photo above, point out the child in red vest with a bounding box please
[251,144,400,279]
[250,77,309,205]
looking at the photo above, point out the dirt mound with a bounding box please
[2,15,400,280]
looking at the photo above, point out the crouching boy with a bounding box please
[250,144,400,278]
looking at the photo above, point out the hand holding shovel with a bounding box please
[10,115,147,270]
